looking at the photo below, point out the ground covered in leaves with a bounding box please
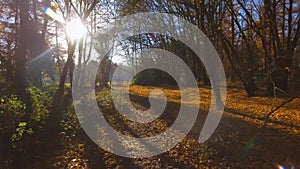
[1,84,300,168]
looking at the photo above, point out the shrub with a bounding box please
[27,86,52,126]
[0,85,54,152]
[0,95,26,134]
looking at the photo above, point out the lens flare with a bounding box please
[26,47,55,66]
[44,7,65,23]
[275,163,286,169]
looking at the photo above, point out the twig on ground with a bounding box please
[263,95,299,128]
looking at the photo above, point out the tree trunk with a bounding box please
[244,77,257,97]
[14,0,29,95]
[58,43,76,92]
[267,68,289,96]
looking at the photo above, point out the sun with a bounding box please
[66,19,87,41]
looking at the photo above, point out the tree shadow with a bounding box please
[104,92,300,168]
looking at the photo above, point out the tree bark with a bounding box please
[14,0,29,94]
[58,43,76,92]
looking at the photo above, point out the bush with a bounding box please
[27,86,52,126]
[133,69,177,87]
[0,85,54,152]
[0,95,26,134]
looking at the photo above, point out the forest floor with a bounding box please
[1,83,300,169]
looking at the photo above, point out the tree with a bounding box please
[233,0,300,95]
[0,0,17,84]
[14,0,30,95]
[58,0,99,92]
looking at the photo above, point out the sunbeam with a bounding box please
[26,47,55,66]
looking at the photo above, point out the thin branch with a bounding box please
[263,95,299,128]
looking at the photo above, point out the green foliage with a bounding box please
[60,106,81,142]
[0,85,55,152]
[133,69,177,87]
[27,86,52,125]
[0,95,26,133]
[10,122,34,149]
[10,86,53,152]
[96,88,114,110]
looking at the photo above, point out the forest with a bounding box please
[0,0,300,168]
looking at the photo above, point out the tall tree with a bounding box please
[58,0,99,92]
[234,0,300,95]
[14,0,30,95]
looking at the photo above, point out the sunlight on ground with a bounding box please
[127,85,300,134]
